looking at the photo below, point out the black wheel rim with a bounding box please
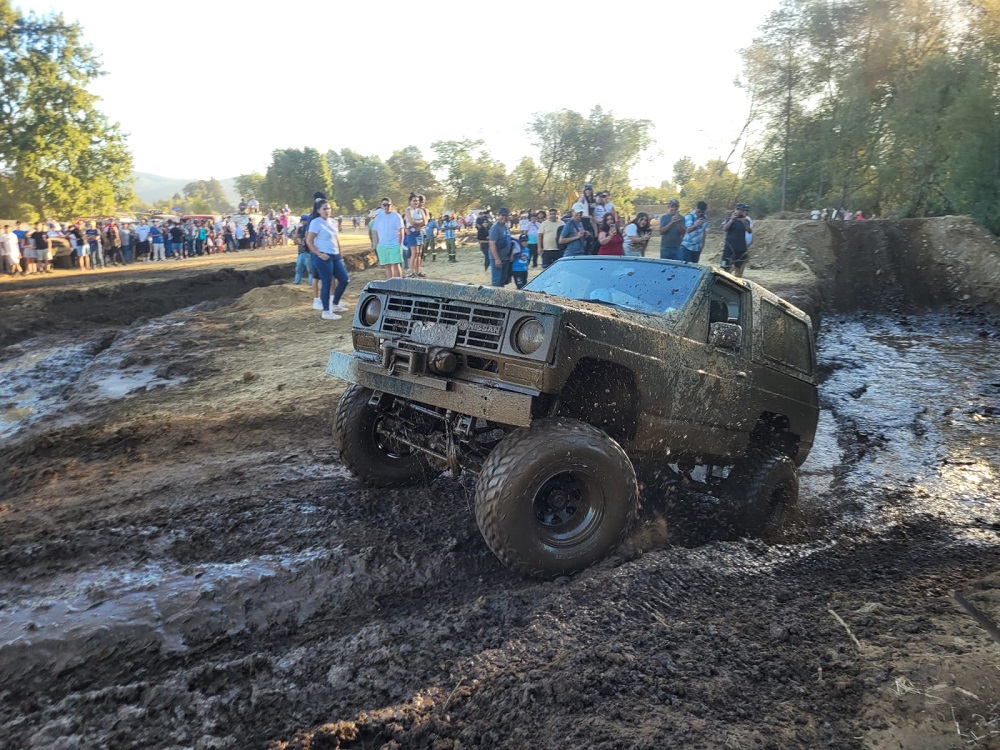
[532,468,605,547]
[372,414,411,460]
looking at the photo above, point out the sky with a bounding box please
[18,0,782,187]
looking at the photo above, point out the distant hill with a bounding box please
[133,172,239,205]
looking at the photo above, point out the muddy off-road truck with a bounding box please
[327,256,818,578]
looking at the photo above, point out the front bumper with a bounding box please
[326,351,534,427]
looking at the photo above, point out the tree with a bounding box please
[263,147,332,212]
[672,157,696,190]
[632,184,680,207]
[742,4,811,211]
[507,157,545,210]
[681,160,741,210]
[738,0,990,221]
[431,139,507,213]
[525,110,586,203]
[0,0,133,218]
[327,149,398,212]
[386,146,441,207]
[181,178,232,214]
[528,107,654,204]
[234,172,265,204]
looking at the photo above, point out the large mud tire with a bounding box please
[333,385,430,488]
[474,418,638,579]
[725,448,799,539]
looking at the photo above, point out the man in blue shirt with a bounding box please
[681,201,709,263]
[424,214,439,261]
[487,207,513,286]
[659,198,685,260]
[442,214,459,262]
[559,204,588,257]
[149,222,165,262]
[12,221,27,257]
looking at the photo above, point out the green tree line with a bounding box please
[738,0,1000,230]
[0,1,133,220]
[234,107,657,216]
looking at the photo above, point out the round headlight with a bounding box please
[513,317,545,355]
[360,297,382,327]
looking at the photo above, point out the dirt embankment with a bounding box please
[0,249,384,349]
[0,217,999,750]
[747,216,1000,316]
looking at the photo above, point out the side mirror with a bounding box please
[710,322,742,349]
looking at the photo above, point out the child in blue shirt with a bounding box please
[511,233,529,289]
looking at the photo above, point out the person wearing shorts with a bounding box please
[403,193,427,277]
[30,222,52,273]
[371,197,404,279]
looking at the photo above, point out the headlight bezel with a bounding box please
[360,296,382,327]
[511,316,546,355]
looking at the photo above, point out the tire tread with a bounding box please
[475,417,638,578]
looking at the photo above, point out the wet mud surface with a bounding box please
[2,221,1000,749]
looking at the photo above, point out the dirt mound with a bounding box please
[747,216,1000,314]
[230,283,310,312]
[0,265,290,348]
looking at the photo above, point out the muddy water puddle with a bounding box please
[812,311,1000,533]
[0,315,211,441]
[0,546,366,690]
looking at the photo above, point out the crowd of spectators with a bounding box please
[0,209,296,275]
[1,186,765,288]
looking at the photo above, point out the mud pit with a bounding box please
[2,218,999,750]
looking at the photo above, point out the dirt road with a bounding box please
[1,220,999,749]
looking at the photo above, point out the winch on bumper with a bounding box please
[326,350,534,428]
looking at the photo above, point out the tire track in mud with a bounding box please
[267,519,1000,750]
[3,270,1000,747]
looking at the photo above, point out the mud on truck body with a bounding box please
[327,256,819,578]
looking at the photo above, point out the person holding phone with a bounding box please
[681,201,709,263]
[597,214,624,255]
[658,198,685,260]
[559,204,589,257]
[721,203,752,277]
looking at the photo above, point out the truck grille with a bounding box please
[380,295,507,352]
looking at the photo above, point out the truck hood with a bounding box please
[363,278,681,327]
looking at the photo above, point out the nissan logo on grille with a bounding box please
[458,320,503,335]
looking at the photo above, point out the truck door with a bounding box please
[670,277,755,456]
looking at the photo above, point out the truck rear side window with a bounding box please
[761,301,813,374]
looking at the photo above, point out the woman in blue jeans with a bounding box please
[306,200,350,320]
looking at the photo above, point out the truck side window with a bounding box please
[760,300,814,374]
[708,282,743,333]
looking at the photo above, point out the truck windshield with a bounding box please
[524,257,704,315]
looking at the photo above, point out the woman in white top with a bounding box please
[403,192,427,278]
[306,200,351,320]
